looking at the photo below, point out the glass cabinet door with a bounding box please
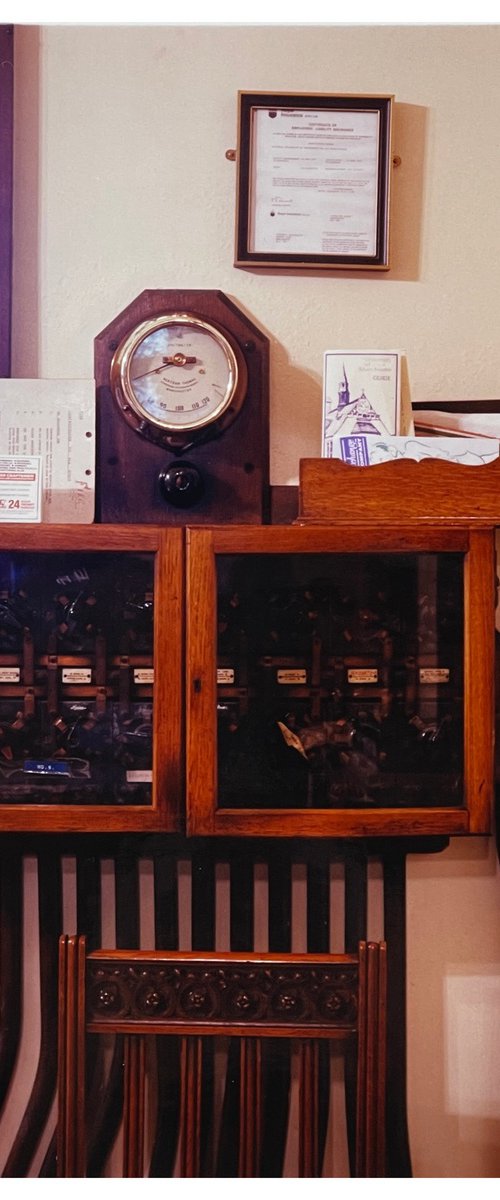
[187,526,494,838]
[0,526,182,831]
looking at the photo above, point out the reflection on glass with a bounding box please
[0,551,155,805]
[216,553,464,810]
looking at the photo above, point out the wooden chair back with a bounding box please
[57,934,386,1178]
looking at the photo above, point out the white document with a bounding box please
[0,455,42,521]
[249,106,380,257]
[0,379,95,522]
[414,409,500,440]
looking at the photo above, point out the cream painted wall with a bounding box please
[11,22,500,1178]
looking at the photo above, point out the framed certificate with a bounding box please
[234,91,393,271]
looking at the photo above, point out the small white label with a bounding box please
[0,455,42,522]
[217,668,235,684]
[126,770,152,783]
[419,668,450,684]
[134,668,154,684]
[347,668,379,684]
[24,759,71,776]
[0,667,20,683]
[277,669,307,684]
[62,668,92,684]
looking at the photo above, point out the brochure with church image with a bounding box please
[322,351,406,456]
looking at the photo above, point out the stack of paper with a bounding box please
[0,379,95,522]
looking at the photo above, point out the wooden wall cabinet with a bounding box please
[186,522,494,838]
[0,525,183,832]
[0,458,497,837]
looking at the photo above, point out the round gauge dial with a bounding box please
[110,313,247,435]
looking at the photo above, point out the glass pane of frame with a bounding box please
[0,549,155,807]
[215,551,464,811]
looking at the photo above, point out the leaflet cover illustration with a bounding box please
[323,351,402,455]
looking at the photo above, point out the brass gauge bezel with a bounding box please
[110,312,248,440]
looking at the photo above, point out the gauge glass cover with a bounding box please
[114,315,239,433]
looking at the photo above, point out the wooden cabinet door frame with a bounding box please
[186,523,494,839]
[0,524,183,832]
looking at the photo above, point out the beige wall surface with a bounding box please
[11,22,500,1177]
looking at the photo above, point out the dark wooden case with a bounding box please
[94,290,270,525]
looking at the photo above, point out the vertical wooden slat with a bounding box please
[75,934,87,1175]
[239,1038,262,1177]
[298,1039,320,1177]
[148,1033,181,1179]
[191,844,217,1174]
[260,847,292,1177]
[376,942,388,1177]
[149,845,181,1178]
[0,846,22,1111]
[76,853,102,950]
[122,1036,145,1177]
[268,848,292,953]
[229,851,254,949]
[344,850,368,952]
[191,844,216,951]
[214,847,256,1177]
[153,845,179,950]
[71,851,104,1177]
[355,941,387,1178]
[355,940,368,1177]
[87,843,140,1178]
[115,847,141,948]
[57,934,86,1177]
[179,1036,203,1177]
[3,850,63,1178]
[39,844,102,1181]
[383,852,412,1177]
[56,935,69,1177]
[306,845,331,1173]
[306,848,330,953]
[345,850,368,1174]
[364,941,380,1175]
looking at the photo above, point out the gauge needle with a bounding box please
[131,354,197,381]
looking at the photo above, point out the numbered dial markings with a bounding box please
[111,314,245,434]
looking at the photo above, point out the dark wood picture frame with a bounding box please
[234,91,393,271]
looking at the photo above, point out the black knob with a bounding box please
[158,460,205,508]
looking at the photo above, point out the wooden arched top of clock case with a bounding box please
[299,455,500,527]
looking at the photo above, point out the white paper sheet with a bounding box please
[0,379,95,522]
